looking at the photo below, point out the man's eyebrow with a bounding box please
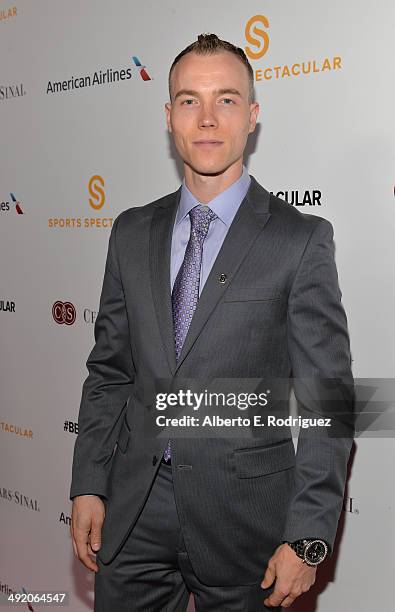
[174,88,243,101]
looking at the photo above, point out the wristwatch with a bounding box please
[283,538,329,566]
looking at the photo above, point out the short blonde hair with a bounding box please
[168,33,255,104]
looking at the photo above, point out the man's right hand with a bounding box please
[70,495,105,573]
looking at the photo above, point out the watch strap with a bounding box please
[283,538,330,565]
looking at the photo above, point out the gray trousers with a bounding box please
[94,460,280,611]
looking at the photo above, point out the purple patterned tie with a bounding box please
[162,204,217,462]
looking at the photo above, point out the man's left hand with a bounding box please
[261,543,317,608]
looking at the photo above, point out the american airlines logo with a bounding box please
[46,55,152,94]
[131,56,152,81]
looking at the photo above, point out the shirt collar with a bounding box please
[176,164,251,227]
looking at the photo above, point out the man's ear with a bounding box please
[248,102,260,134]
[165,102,172,133]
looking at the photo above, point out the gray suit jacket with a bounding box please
[70,175,354,586]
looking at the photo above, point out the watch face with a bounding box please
[305,540,328,565]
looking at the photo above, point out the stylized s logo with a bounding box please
[245,15,270,60]
[88,175,105,210]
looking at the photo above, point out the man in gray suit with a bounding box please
[70,33,354,611]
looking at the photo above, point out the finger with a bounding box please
[89,521,103,553]
[74,527,99,572]
[263,586,288,608]
[261,563,276,588]
[77,545,99,572]
[279,594,298,608]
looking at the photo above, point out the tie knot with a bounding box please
[189,205,217,239]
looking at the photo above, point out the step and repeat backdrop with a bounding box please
[1,1,394,610]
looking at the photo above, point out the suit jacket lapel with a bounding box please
[149,175,272,377]
[149,187,181,376]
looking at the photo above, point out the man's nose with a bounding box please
[198,105,218,128]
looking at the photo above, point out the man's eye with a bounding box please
[181,99,195,105]
[221,98,235,104]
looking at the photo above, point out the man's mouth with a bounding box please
[193,140,223,147]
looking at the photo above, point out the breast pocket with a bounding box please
[234,439,295,478]
[223,285,281,303]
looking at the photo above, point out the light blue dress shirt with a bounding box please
[170,165,251,296]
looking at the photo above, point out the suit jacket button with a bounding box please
[152,455,158,466]
[219,273,227,283]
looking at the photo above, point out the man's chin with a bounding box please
[185,160,233,177]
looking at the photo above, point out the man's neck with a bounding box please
[184,161,244,204]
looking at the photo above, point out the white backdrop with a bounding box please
[1,1,394,610]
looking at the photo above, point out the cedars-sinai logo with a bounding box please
[52,301,76,326]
